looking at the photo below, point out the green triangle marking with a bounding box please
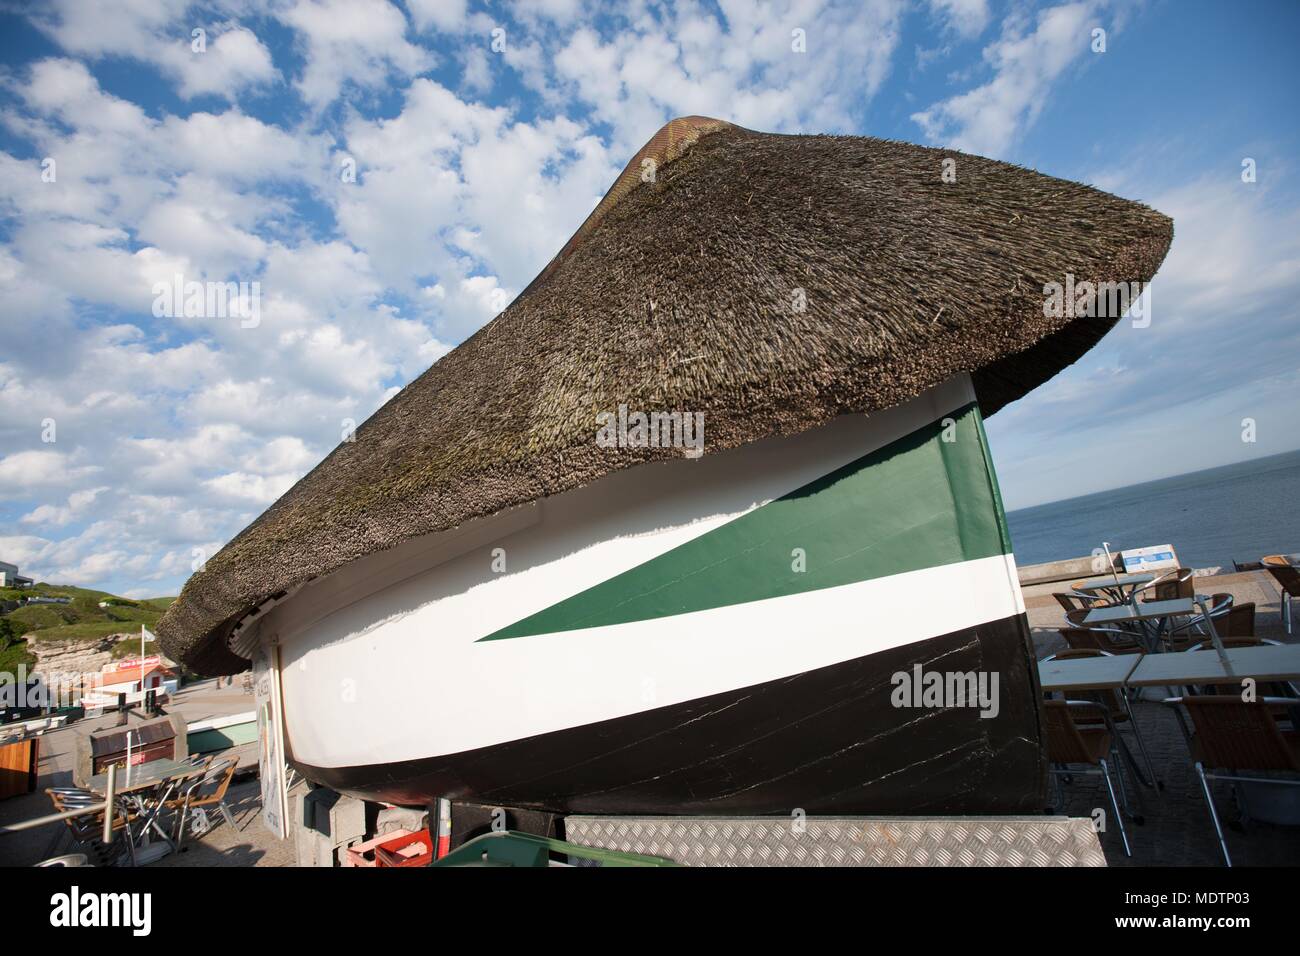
[479,402,1007,641]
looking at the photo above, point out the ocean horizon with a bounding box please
[1005,448,1300,571]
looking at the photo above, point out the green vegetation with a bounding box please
[111,637,161,659]
[0,617,35,678]
[0,582,177,647]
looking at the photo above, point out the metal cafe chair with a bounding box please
[1137,567,1195,602]
[1041,699,1133,857]
[1261,560,1299,634]
[1165,594,1237,648]
[1166,695,1300,866]
[170,756,239,845]
[44,787,137,866]
[1055,590,1110,615]
[1060,626,1142,655]
[1042,648,1159,791]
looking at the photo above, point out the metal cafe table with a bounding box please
[1036,652,1157,791]
[85,757,208,857]
[1037,654,1142,694]
[1081,597,1199,652]
[1072,572,1155,605]
[1126,642,1300,688]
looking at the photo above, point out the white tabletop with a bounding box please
[1038,654,1142,693]
[1127,643,1300,687]
[1082,597,1198,627]
[1073,573,1155,592]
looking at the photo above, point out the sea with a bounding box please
[1004,449,1300,571]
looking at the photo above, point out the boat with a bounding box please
[159,117,1172,815]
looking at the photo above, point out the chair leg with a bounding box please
[1099,759,1131,857]
[174,801,189,844]
[1122,697,1160,793]
[219,800,237,830]
[1195,762,1232,867]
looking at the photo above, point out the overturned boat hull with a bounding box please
[257,375,1046,814]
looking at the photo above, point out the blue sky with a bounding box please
[0,0,1297,599]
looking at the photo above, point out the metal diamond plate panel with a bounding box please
[563,816,1106,867]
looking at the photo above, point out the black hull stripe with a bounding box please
[294,613,1047,815]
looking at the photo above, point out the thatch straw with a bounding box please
[159,118,1172,674]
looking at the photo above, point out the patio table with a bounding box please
[1127,642,1300,688]
[85,757,208,858]
[1081,597,1200,652]
[1037,654,1143,694]
[1072,572,1155,605]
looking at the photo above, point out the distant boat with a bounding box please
[160,117,1172,816]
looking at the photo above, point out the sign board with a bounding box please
[252,635,290,840]
[1120,545,1179,574]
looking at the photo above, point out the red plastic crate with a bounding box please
[374,828,433,867]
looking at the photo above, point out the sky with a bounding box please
[0,0,1297,599]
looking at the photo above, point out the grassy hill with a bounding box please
[0,583,176,646]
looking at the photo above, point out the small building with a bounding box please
[0,561,33,588]
[95,657,177,698]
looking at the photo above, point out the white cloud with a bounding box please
[31,3,279,101]
[927,0,990,38]
[278,0,434,110]
[408,0,469,33]
[911,1,1100,157]
[0,452,100,498]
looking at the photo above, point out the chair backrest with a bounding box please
[1054,592,1083,613]
[1045,650,1127,721]
[1267,565,1300,595]
[1051,647,1106,661]
[1216,601,1255,638]
[193,758,238,804]
[1183,697,1300,772]
[1042,700,1103,765]
[1146,567,1195,601]
[1195,635,1262,650]
[1059,627,1139,655]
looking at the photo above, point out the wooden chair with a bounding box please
[1173,696,1300,866]
[1041,699,1132,857]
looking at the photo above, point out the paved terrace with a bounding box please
[2,568,1297,867]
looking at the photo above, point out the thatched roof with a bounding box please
[159,117,1173,674]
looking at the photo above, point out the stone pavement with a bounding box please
[1050,696,1300,866]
